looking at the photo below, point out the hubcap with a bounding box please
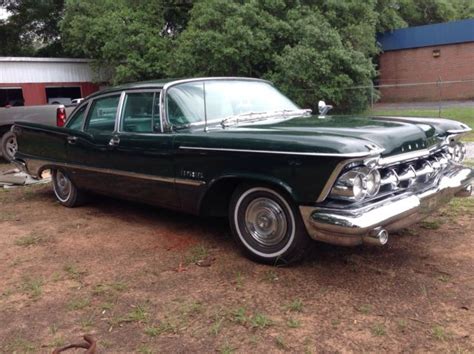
[55,171,71,199]
[5,136,17,158]
[244,197,287,246]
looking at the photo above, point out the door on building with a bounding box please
[0,87,24,107]
[45,86,82,105]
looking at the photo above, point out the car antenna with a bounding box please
[203,81,208,132]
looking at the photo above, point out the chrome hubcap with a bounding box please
[245,197,287,246]
[5,136,17,157]
[55,171,71,198]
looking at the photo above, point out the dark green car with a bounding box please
[12,78,473,264]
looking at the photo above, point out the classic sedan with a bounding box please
[12,77,473,264]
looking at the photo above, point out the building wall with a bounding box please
[378,41,474,102]
[0,82,100,105]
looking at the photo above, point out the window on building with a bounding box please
[0,88,24,107]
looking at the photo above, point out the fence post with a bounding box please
[437,77,442,118]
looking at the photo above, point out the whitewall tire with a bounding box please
[229,184,310,265]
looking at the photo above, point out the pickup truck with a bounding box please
[0,104,77,161]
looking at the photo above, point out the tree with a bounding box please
[0,0,65,56]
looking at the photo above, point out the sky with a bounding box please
[0,8,10,20]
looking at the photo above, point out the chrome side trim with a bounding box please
[179,146,381,158]
[23,158,205,187]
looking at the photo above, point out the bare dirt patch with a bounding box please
[1,161,473,353]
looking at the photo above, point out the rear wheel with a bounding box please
[1,132,18,162]
[229,184,310,265]
[52,169,85,207]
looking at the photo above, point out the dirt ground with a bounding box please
[1,161,473,353]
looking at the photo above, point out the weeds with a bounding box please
[287,318,301,328]
[15,233,44,247]
[371,323,386,336]
[420,220,442,230]
[357,304,372,315]
[186,244,209,264]
[285,298,303,312]
[432,326,450,341]
[21,277,43,299]
[250,313,272,329]
[67,297,91,311]
[275,336,287,349]
[63,263,87,280]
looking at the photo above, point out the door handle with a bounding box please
[67,136,78,145]
[108,136,120,147]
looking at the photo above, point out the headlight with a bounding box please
[365,169,381,196]
[330,167,381,202]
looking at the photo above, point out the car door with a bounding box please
[106,90,179,208]
[64,93,122,194]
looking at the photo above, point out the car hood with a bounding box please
[180,115,469,157]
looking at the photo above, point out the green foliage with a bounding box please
[3,0,472,111]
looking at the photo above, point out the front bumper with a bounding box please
[300,165,473,246]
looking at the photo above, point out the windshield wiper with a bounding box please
[220,109,312,128]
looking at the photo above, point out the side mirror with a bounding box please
[318,100,333,116]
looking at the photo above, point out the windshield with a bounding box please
[166,80,299,126]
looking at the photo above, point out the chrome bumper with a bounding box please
[300,165,473,246]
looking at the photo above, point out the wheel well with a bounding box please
[0,125,13,136]
[199,177,294,217]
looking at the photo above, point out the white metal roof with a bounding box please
[0,57,107,83]
[0,57,93,63]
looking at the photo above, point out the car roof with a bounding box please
[85,77,270,100]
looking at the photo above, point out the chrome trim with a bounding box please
[378,149,433,166]
[179,146,382,158]
[20,158,205,187]
[447,127,472,134]
[300,165,473,246]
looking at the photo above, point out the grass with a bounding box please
[371,323,386,336]
[369,106,474,141]
[432,326,450,341]
[287,318,301,328]
[420,220,442,230]
[63,263,88,280]
[275,336,287,350]
[357,304,372,315]
[67,297,91,311]
[186,244,209,264]
[14,232,44,247]
[249,313,272,329]
[21,277,43,299]
[285,298,304,312]
[92,281,127,297]
[5,337,36,353]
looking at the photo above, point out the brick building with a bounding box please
[377,19,474,102]
[0,57,104,106]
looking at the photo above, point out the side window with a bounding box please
[121,92,160,133]
[85,95,120,134]
[66,104,87,131]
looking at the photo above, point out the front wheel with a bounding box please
[52,169,85,207]
[229,184,310,265]
[1,131,18,162]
